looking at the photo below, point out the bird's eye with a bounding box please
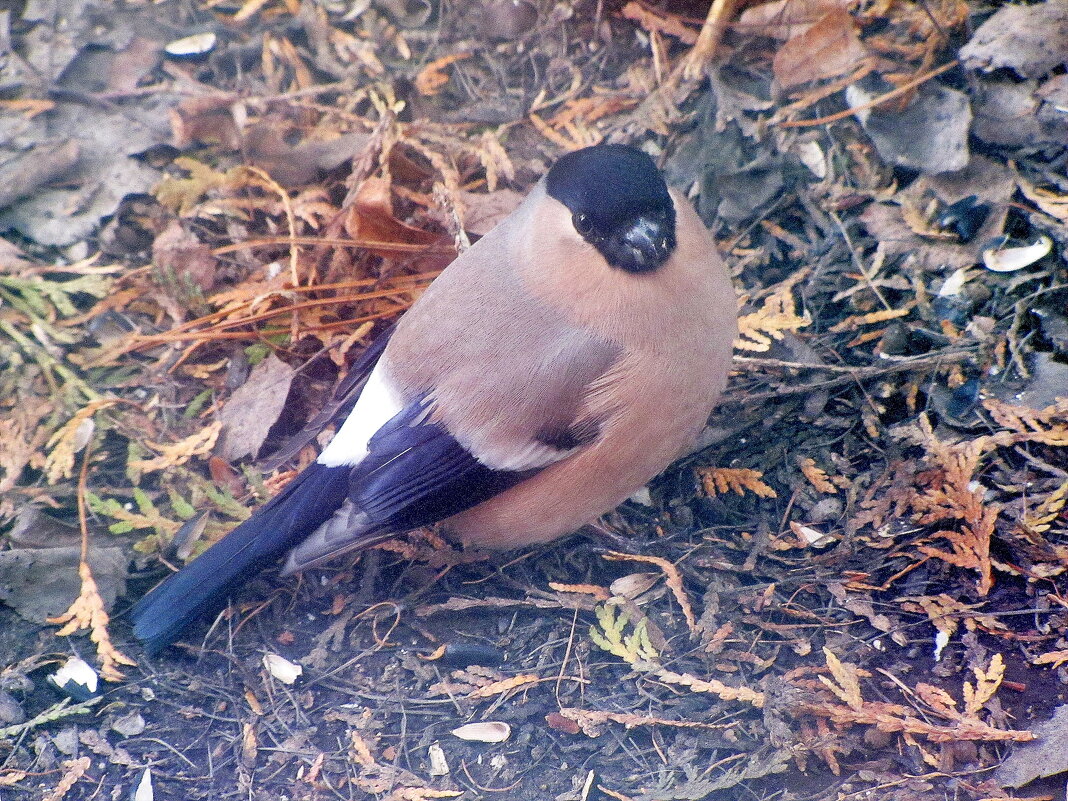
[572,213,594,236]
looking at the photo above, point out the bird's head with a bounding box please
[545,144,677,274]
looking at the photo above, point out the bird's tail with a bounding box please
[131,463,351,653]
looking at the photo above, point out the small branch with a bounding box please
[729,347,978,401]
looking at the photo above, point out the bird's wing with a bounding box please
[282,326,622,573]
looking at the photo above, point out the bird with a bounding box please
[131,143,738,653]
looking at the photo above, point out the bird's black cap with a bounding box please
[545,144,676,273]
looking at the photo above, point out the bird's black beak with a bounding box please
[603,213,676,273]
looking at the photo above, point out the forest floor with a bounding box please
[2,0,1068,799]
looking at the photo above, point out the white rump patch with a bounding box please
[317,368,404,467]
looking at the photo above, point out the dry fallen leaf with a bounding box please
[700,467,777,498]
[738,0,853,40]
[772,10,869,90]
[151,220,217,293]
[216,354,296,462]
[994,707,1068,787]
[847,82,972,174]
[345,175,443,256]
[960,1,1068,78]
[620,2,698,44]
[0,545,127,623]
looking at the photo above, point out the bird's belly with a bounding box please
[444,392,713,548]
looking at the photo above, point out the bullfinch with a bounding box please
[131,143,738,652]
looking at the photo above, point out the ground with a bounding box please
[2,0,1068,799]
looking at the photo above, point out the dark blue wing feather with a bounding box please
[354,399,534,529]
[131,461,352,653]
[132,393,547,650]
[281,398,543,571]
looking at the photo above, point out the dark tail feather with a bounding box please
[131,463,351,653]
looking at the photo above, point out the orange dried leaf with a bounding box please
[431,665,504,693]
[963,653,1004,717]
[802,698,1032,742]
[528,112,594,149]
[1022,478,1068,534]
[346,176,442,255]
[735,281,811,352]
[602,551,696,632]
[328,27,384,75]
[547,95,640,131]
[240,722,258,767]
[555,706,737,737]
[467,673,540,699]
[914,682,957,714]
[912,594,962,637]
[652,667,766,707]
[738,0,855,40]
[800,458,838,493]
[548,582,611,600]
[349,731,376,766]
[168,98,241,150]
[1034,650,1068,669]
[232,0,272,24]
[414,52,471,96]
[820,648,864,709]
[903,730,941,769]
[0,98,55,117]
[49,562,135,681]
[43,757,90,801]
[475,130,515,191]
[700,467,778,498]
[828,304,912,332]
[909,417,998,595]
[388,790,462,800]
[0,770,28,787]
[983,397,1068,447]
